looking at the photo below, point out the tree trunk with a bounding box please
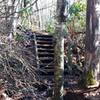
[53,0,66,100]
[85,0,100,84]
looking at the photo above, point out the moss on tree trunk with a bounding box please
[53,23,64,100]
[84,0,100,86]
[53,0,66,99]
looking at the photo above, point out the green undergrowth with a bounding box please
[78,68,96,88]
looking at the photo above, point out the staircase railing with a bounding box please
[33,33,40,69]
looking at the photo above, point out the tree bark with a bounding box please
[53,0,66,100]
[85,0,100,83]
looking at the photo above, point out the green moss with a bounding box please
[78,68,96,88]
[85,69,96,85]
[15,33,25,42]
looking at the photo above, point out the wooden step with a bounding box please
[38,52,54,55]
[39,58,54,63]
[39,72,54,76]
[38,49,54,53]
[36,37,53,41]
[38,53,54,57]
[38,55,54,57]
[38,48,54,50]
[37,41,53,45]
[39,57,53,60]
[37,44,53,47]
[40,64,54,68]
[39,62,54,65]
[38,52,54,54]
[36,35,53,38]
[39,57,53,59]
[39,59,54,63]
[37,45,53,49]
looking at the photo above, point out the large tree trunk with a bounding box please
[53,0,66,100]
[85,0,100,84]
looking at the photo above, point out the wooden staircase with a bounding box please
[35,34,54,75]
[32,33,81,92]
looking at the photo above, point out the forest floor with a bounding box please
[64,75,100,100]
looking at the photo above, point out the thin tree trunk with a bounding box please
[53,0,66,100]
